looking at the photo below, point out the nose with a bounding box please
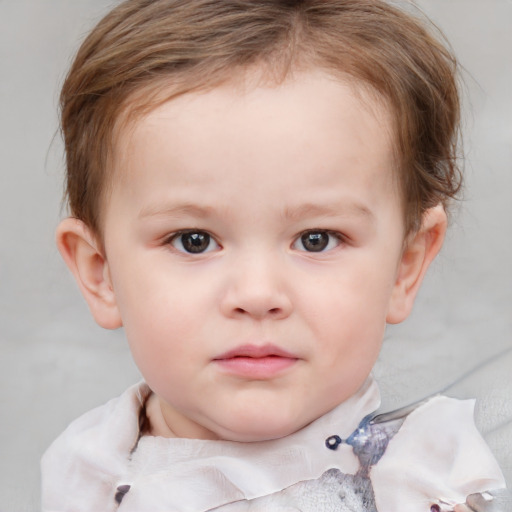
[219,254,293,321]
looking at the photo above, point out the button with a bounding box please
[325,435,342,450]
[115,484,131,505]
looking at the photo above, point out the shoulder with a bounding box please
[41,381,150,512]
[371,396,506,512]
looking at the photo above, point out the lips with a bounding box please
[214,344,296,360]
[213,344,298,379]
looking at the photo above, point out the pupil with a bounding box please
[182,232,209,253]
[302,232,328,252]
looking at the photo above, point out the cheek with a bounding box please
[124,297,199,356]
[305,259,397,324]
[299,259,396,374]
[122,299,203,401]
[110,263,210,367]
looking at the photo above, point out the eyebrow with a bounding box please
[138,203,217,219]
[138,201,374,223]
[282,202,375,223]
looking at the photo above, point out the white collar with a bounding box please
[42,378,506,512]
[119,378,380,511]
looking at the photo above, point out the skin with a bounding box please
[57,69,446,443]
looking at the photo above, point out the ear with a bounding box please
[56,218,122,329]
[386,204,447,324]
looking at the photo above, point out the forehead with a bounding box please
[110,70,400,219]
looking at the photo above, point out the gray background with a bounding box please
[0,1,511,510]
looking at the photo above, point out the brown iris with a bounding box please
[300,231,329,252]
[180,232,211,253]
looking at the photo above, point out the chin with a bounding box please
[215,412,310,443]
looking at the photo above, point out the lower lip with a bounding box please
[214,356,297,379]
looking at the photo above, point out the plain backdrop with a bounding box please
[0,1,511,510]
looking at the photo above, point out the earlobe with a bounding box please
[56,218,122,329]
[386,205,447,324]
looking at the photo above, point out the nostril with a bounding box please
[232,306,282,317]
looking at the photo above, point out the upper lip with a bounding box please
[213,343,298,360]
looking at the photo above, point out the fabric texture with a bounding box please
[41,379,506,512]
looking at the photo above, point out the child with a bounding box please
[42,0,507,510]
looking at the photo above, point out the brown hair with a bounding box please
[60,0,461,237]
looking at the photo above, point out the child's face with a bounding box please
[97,71,413,441]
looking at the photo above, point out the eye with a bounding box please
[293,230,342,253]
[169,230,220,254]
